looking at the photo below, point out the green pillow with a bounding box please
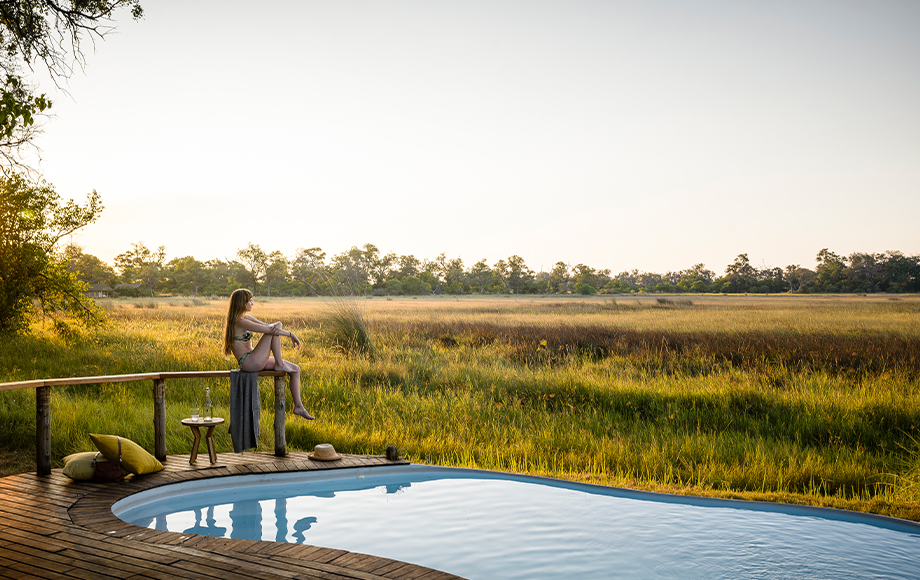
[62,451,130,480]
[90,434,165,475]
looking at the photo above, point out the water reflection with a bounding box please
[229,498,262,539]
[292,516,319,544]
[183,506,227,536]
[118,467,920,580]
[274,498,288,543]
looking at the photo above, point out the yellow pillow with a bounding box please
[90,434,165,475]
[62,451,130,480]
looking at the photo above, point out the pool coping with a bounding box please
[65,452,466,580]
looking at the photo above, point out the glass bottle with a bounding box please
[203,387,212,421]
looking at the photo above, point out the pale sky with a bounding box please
[28,0,920,275]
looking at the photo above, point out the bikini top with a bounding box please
[234,330,253,341]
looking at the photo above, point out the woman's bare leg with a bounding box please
[285,362,314,420]
[241,327,314,420]
[263,358,314,420]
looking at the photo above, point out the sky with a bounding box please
[26,0,920,275]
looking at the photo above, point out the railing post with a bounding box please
[36,386,51,476]
[273,375,287,457]
[153,379,167,462]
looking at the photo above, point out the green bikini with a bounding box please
[234,331,254,366]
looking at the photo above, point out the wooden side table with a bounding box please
[181,417,225,465]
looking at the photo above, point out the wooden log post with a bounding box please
[273,375,287,457]
[36,386,51,476]
[153,379,167,462]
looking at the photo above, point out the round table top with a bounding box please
[181,417,225,426]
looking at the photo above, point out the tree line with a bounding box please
[68,241,920,297]
[4,170,917,336]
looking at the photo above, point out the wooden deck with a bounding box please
[0,452,465,580]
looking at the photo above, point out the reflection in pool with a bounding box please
[114,465,920,580]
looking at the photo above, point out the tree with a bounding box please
[879,251,920,293]
[783,264,814,293]
[635,271,663,292]
[0,1,143,170]
[237,243,267,293]
[468,259,492,294]
[396,254,421,278]
[430,254,465,294]
[63,243,115,284]
[503,255,534,294]
[676,263,714,291]
[166,256,205,295]
[264,251,289,296]
[847,252,885,293]
[719,254,757,293]
[331,245,379,294]
[548,262,570,293]
[291,247,327,295]
[202,258,234,295]
[811,248,848,293]
[400,275,430,295]
[114,241,165,295]
[572,264,597,290]
[0,173,103,333]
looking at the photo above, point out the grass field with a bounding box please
[2,293,919,521]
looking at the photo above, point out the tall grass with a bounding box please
[322,299,375,357]
[1,294,919,520]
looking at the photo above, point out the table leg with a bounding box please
[189,425,202,465]
[205,425,218,464]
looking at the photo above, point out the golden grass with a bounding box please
[2,293,919,521]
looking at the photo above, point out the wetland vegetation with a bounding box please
[1,294,919,521]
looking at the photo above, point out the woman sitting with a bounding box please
[222,288,314,420]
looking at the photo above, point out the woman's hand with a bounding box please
[290,333,301,348]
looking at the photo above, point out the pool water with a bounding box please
[114,465,920,580]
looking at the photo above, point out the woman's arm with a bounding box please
[236,315,288,335]
[236,315,299,343]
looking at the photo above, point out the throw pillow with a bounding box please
[62,451,130,480]
[89,434,165,475]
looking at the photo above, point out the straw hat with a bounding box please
[308,443,342,461]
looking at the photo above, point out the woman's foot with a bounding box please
[293,406,315,420]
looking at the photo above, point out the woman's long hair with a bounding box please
[223,288,253,355]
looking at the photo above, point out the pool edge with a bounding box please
[67,452,466,580]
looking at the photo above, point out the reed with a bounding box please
[1,294,918,521]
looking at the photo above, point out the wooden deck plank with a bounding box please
[0,452,460,580]
[0,546,79,580]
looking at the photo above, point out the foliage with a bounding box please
[0,173,104,333]
[68,240,920,298]
[0,0,143,170]
[0,75,50,167]
[63,242,115,284]
[113,241,164,296]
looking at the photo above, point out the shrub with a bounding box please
[386,278,403,295]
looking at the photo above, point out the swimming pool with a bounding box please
[113,465,920,580]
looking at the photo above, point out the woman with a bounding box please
[223,288,314,420]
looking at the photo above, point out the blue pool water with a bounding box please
[113,465,920,580]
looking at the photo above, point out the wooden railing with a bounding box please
[0,370,290,475]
